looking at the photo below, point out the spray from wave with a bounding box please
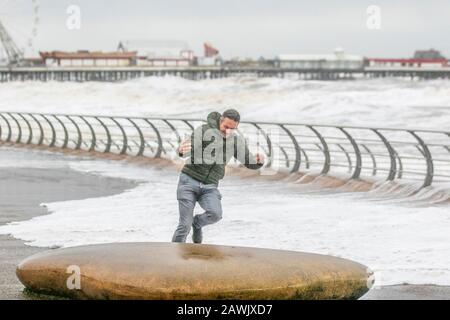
[1,76,450,129]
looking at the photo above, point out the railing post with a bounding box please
[40,114,56,147]
[252,123,273,168]
[163,119,181,144]
[17,113,33,144]
[66,115,82,150]
[339,128,362,179]
[279,124,301,173]
[394,150,404,179]
[0,113,12,142]
[29,114,44,145]
[372,129,397,181]
[8,113,22,143]
[95,116,111,153]
[278,144,290,168]
[361,144,377,176]
[110,117,128,155]
[409,131,434,188]
[307,125,330,175]
[79,116,96,151]
[337,144,352,174]
[53,115,69,148]
[144,119,163,158]
[127,118,145,156]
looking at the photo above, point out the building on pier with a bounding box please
[117,40,194,67]
[366,49,449,70]
[24,57,45,67]
[274,48,364,70]
[414,49,447,60]
[39,50,137,67]
[366,58,449,69]
[196,42,222,66]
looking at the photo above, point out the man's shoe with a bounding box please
[192,225,203,244]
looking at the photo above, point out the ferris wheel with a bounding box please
[0,0,40,66]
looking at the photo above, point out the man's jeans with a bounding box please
[172,172,223,243]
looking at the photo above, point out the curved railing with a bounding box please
[1,111,449,190]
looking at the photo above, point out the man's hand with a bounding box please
[178,139,191,156]
[255,153,265,165]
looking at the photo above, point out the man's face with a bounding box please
[219,117,239,138]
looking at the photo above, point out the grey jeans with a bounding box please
[172,172,223,243]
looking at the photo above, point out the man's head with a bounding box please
[219,109,240,138]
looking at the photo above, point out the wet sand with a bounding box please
[0,166,139,300]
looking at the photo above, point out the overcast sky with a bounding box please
[2,0,450,58]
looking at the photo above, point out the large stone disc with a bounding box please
[17,242,373,300]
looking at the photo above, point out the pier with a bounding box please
[1,66,450,82]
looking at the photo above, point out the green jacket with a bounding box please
[180,112,263,184]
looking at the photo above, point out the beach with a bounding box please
[0,146,448,299]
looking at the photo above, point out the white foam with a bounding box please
[1,76,450,129]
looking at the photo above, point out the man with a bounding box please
[172,109,265,244]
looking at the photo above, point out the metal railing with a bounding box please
[1,111,449,190]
